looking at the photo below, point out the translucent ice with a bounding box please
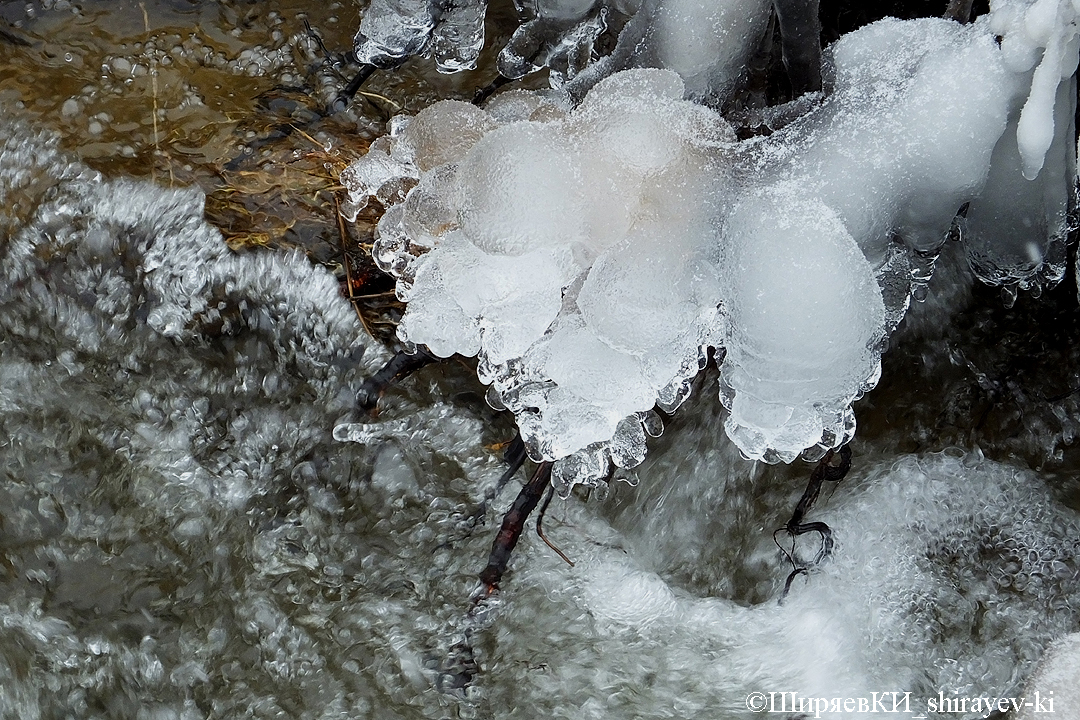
[399,100,499,172]
[958,0,1080,293]
[963,90,1074,295]
[430,0,488,72]
[498,5,608,85]
[345,68,733,486]
[338,137,419,221]
[353,0,488,73]
[989,0,1080,179]
[344,5,1079,483]
[353,0,441,67]
[565,0,773,103]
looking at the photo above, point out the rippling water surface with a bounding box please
[3,2,1080,718]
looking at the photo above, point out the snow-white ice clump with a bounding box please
[1018,633,1080,719]
[340,0,1079,489]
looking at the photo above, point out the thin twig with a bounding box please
[357,90,402,111]
[355,347,438,412]
[351,290,400,299]
[472,74,513,105]
[291,125,327,150]
[332,194,370,333]
[332,64,378,114]
[140,2,172,186]
[536,485,574,567]
[776,445,852,603]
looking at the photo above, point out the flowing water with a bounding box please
[3,2,1080,719]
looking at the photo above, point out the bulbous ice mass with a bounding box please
[343,69,730,491]
[458,123,588,256]
[719,191,886,463]
[341,3,1079,489]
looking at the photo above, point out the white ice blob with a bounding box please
[458,122,588,256]
[719,190,885,462]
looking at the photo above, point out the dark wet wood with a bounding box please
[355,346,439,411]
[776,445,852,601]
[478,461,552,590]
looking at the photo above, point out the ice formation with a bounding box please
[341,0,1079,486]
[351,0,779,101]
[497,0,613,86]
[965,0,1080,296]
[353,0,488,72]
[495,0,778,102]
[341,69,732,492]
[561,0,774,102]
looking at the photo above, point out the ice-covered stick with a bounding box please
[773,0,822,95]
[776,445,852,600]
[944,0,975,23]
[354,345,439,411]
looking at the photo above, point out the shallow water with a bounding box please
[3,2,1080,719]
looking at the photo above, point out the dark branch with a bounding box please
[472,74,514,106]
[478,461,553,590]
[331,64,379,114]
[776,444,852,602]
[536,485,575,567]
[355,346,439,411]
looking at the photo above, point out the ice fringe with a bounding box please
[340,1,1079,492]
